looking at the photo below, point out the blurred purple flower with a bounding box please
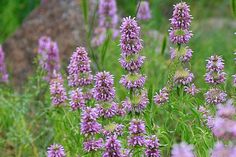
[137,1,152,20]
[171,142,195,157]
[0,45,8,83]
[211,142,236,157]
[184,84,200,96]
[154,87,169,105]
[204,88,227,105]
[47,144,65,157]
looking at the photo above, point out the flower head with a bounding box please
[47,144,65,157]
[137,1,152,20]
[211,142,236,157]
[120,73,146,89]
[169,29,193,44]
[204,88,227,105]
[102,123,124,137]
[206,55,224,72]
[49,74,67,106]
[94,71,115,102]
[184,84,200,96]
[67,47,93,87]
[83,138,103,152]
[96,102,118,118]
[170,46,193,62]
[171,142,195,157]
[0,45,8,83]
[69,88,85,111]
[145,135,160,157]
[119,54,145,72]
[205,71,226,85]
[103,135,122,157]
[154,87,169,105]
[174,68,194,85]
[129,119,146,134]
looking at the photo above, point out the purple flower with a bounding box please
[0,45,8,83]
[120,73,146,89]
[171,142,195,157]
[204,88,227,105]
[206,55,224,72]
[198,106,214,129]
[38,36,60,81]
[154,87,169,105]
[205,71,226,85]
[98,0,118,29]
[120,16,142,55]
[69,88,85,110]
[128,135,146,147]
[137,1,152,20]
[93,71,115,102]
[67,47,93,87]
[170,46,193,62]
[145,135,160,157]
[129,119,146,134]
[119,54,145,72]
[83,138,103,152]
[47,144,65,157]
[80,107,102,136]
[184,84,200,96]
[96,102,118,118]
[211,142,236,157]
[169,28,193,44]
[217,100,235,118]
[103,135,122,157]
[91,27,107,47]
[174,68,194,85]
[49,74,67,106]
[122,90,149,112]
[102,123,124,137]
[233,74,236,86]
[170,2,192,30]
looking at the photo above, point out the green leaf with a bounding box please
[232,0,236,17]
[81,0,88,24]
[161,35,167,55]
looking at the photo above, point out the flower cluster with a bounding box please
[102,123,124,137]
[184,84,200,96]
[211,142,236,157]
[173,68,194,85]
[204,55,227,105]
[0,45,8,83]
[137,1,152,20]
[47,144,66,157]
[69,88,85,110]
[38,36,60,81]
[67,47,93,87]
[103,135,122,157]
[145,135,160,157]
[80,107,103,152]
[128,119,146,147]
[169,2,193,44]
[212,100,236,140]
[154,87,169,105]
[119,16,148,113]
[49,73,67,106]
[198,106,214,129]
[171,142,195,157]
[170,46,193,62]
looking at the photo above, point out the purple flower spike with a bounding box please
[171,142,195,157]
[49,73,67,106]
[0,45,8,83]
[102,123,124,137]
[169,29,193,44]
[137,1,152,20]
[96,102,118,118]
[47,144,65,157]
[103,135,122,157]
[129,119,146,134]
[119,54,145,72]
[206,55,224,72]
[145,135,160,157]
[38,36,60,81]
[128,135,146,147]
[170,46,193,62]
[204,88,227,105]
[170,2,192,29]
[69,88,85,111]
[93,71,115,102]
[174,68,194,85]
[211,142,236,157]
[68,47,93,87]
[154,87,169,105]
[184,84,200,96]
[83,138,103,152]
[120,16,142,55]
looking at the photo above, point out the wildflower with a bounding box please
[119,54,145,72]
[204,88,227,105]
[169,29,193,44]
[49,73,67,106]
[205,71,226,85]
[211,142,236,157]
[67,47,93,87]
[0,45,8,83]
[103,135,122,157]
[174,68,194,85]
[198,106,214,129]
[120,73,146,89]
[206,55,224,72]
[93,71,115,102]
[145,135,160,157]
[128,119,146,147]
[83,138,103,152]
[170,47,193,62]
[184,84,200,96]
[102,123,124,137]
[47,144,65,157]
[217,100,235,118]
[171,142,195,157]
[154,87,169,105]
[38,36,60,81]
[137,1,152,20]
[96,102,118,118]
[69,88,85,110]
[91,27,106,47]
